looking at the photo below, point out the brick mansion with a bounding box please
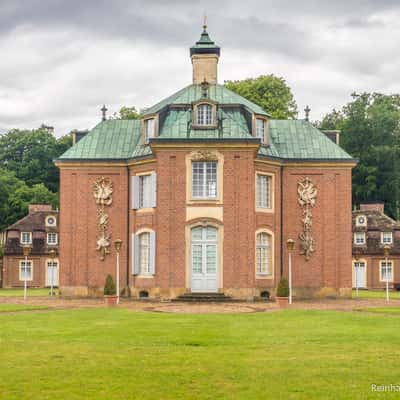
[55,26,356,300]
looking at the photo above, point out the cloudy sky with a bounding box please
[1,0,399,136]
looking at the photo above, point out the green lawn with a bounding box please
[1,309,400,399]
[0,288,58,297]
[0,304,48,312]
[352,289,400,299]
[361,307,400,315]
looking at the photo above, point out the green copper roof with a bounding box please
[267,120,353,160]
[144,84,269,116]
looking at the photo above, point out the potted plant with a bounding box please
[275,278,289,307]
[104,274,118,306]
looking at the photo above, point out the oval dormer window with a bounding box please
[197,104,213,126]
[144,118,155,144]
[256,118,266,143]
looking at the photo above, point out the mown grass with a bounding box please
[362,307,400,315]
[1,308,400,399]
[0,304,48,313]
[0,288,58,297]
[352,289,400,299]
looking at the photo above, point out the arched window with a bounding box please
[256,232,272,276]
[197,104,213,125]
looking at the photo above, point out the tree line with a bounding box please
[0,75,399,231]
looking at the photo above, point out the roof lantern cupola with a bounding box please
[190,18,220,85]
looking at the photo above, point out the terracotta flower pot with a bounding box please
[104,295,118,306]
[275,296,289,307]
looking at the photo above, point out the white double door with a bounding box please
[353,261,366,288]
[191,226,218,292]
[46,261,59,287]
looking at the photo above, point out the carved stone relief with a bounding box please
[93,177,113,260]
[297,177,317,260]
[191,150,218,161]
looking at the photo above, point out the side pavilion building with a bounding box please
[56,27,356,300]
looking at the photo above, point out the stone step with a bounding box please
[172,292,234,302]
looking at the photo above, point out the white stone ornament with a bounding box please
[298,177,317,260]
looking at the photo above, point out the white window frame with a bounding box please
[46,259,59,287]
[380,260,393,282]
[192,161,218,200]
[19,260,33,281]
[355,215,367,227]
[256,118,266,143]
[139,232,151,275]
[256,231,272,276]
[256,173,273,210]
[139,174,152,209]
[132,172,157,210]
[354,232,366,245]
[20,232,32,245]
[196,103,213,126]
[132,229,156,276]
[381,232,393,245]
[47,232,58,245]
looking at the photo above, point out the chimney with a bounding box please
[190,21,220,85]
[29,204,52,214]
[359,203,384,214]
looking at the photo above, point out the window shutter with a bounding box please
[150,173,157,208]
[132,234,140,275]
[149,231,156,275]
[132,176,140,209]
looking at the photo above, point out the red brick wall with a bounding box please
[58,154,353,298]
[282,167,353,296]
[3,255,51,287]
[59,167,128,296]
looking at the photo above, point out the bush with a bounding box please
[276,278,289,297]
[104,274,116,296]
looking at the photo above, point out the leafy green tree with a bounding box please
[0,169,58,230]
[319,93,400,219]
[224,75,298,119]
[113,106,141,120]
[0,127,72,193]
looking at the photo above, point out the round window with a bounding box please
[358,216,365,225]
[47,217,55,226]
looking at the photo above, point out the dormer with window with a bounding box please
[381,231,393,245]
[192,100,217,129]
[20,232,32,245]
[253,115,269,144]
[142,115,158,144]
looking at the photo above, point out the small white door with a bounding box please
[353,261,366,288]
[191,226,218,292]
[46,261,59,287]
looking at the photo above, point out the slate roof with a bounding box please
[352,210,400,256]
[58,85,354,163]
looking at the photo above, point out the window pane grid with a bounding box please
[144,119,155,143]
[139,233,150,274]
[20,261,32,280]
[382,232,392,244]
[197,104,212,125]
[257,175,271,208]
[139,175,151,208]
[256,119,265,141]
[355,232,365,244]
[47,233,57,244]
[381,261,393,281]
[256,232,271,275]
[192,161,217,199]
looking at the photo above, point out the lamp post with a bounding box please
[48,249,57,297]
[22,245,32,301]
[354,255,359,298]
[383,245,390,303]
[114,240,123,305]
[286,239,295,305]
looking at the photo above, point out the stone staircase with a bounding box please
[172,292,233,302]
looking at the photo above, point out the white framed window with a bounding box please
[46,260,59,287]
[354,232,366,245]
[256,174,272,209]
[19,260,33,281]
[380,260,393,282]
[256,232,272,276]
[144,118,155,144]
[132,173,157,209]
[132,231,156,275]
[256,118,266,143]
[355,215,367,227]
[20,232,32,245]
[47,232,58,245]
[196,104,213,126]
[192,161,217,199]
[381,232,393,245]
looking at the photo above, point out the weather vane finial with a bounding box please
[203,15,207,31]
